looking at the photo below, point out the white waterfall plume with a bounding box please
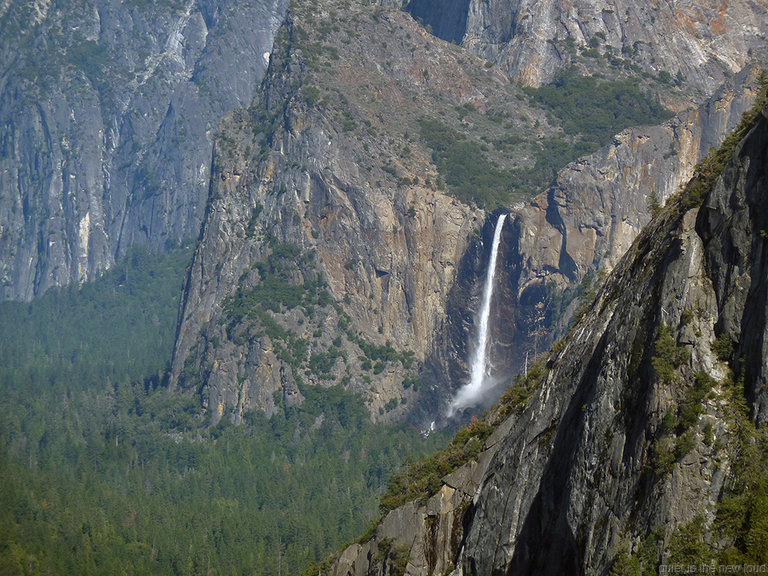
[448,213,506,416]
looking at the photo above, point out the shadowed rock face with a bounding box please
[407,0,471,44]
[697,101,768,425]
[327,96,768,576]
[0,0,287,300]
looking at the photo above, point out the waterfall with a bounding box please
[449,213,506,416]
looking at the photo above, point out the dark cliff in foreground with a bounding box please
[326,83,768,576]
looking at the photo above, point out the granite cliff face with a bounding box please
[409,0,768,91]
[168,0,764,424]
[0,0,286,300]
[328,89,768,576]
[4,0,764,303]
[168,0,555,423]
[698,101,768,426]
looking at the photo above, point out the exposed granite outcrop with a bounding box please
[327,84,768,576]
[697,101,768,424]
[446,0,768,90]
[0,0,286,300]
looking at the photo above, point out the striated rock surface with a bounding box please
[328,88,768,576]
[0,0,286,300]
[421,0,768,91]
[698,100,768,425]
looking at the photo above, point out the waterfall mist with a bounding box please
[448,213,506,416]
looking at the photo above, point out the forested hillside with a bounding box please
[0,248,448,574]
[1,0,766,573]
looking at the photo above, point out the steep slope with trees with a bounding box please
[327,78,768,576]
